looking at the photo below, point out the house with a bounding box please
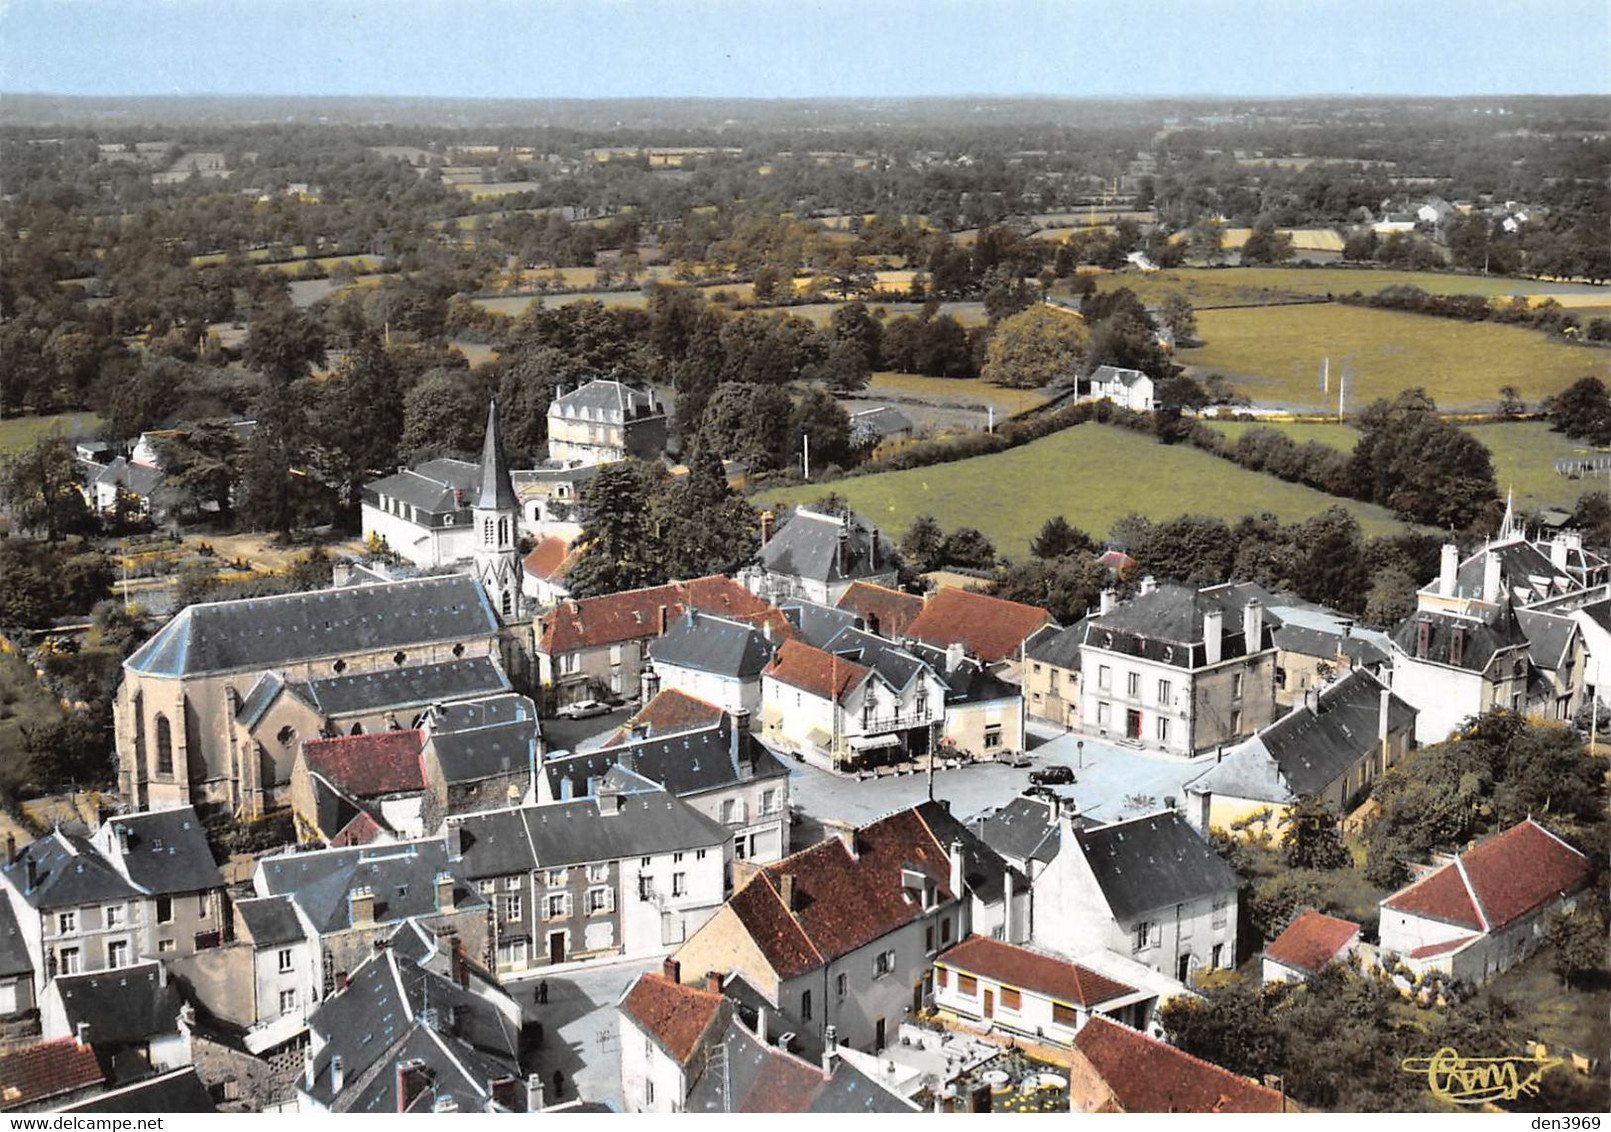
[904,586,1055,671]
[834,580,924,640]
[419,692,542,819]
[114,572,505,815]
[1080,580,1281,756]
[1023,621,1085,729]
[360,400,527,623]
[90,807,227,959]
[1417,196,1455,228]
[0,895,34,1017]
[1268,601,1392,708]
[520,533,578,606]
[758,635,946,771]
[618,966,916,1114]
[534,575,771,708]
[290,730,431,845]
[511,459,599,529]
[539,713,792,865]
[1033,809,1239,982]
[296,930,534,1113]
[0,1036,106,1112]
[970,793,1065,880]
[602,688,727,748]
[1070,1015,1288,1113]
[741,507,899,607]
[545,378,668,466]
[1378,818,1594,985]
[252,838,490,995]
[1083,365,1155,412]
[450,774,729,974]
[81,457,165,519]
[0,829,145,990]
[779,598,861,648]
[39,962,192,1083]
[907,638,1027,759]
[57,1067,217,1113]
[1184,669,1416,837]
[1261,910,1361,985]
[649,610,779,719]
[932,935,1158,1043]
[670,803,1027,1057]
[847,406,916,450]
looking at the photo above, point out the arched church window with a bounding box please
[502,590,514,616]
[155,714,174,776]
[483,518,495,545]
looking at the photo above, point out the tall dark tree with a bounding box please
[312,333,403,512]
[1029,515,1098,560]
[565,460,671,597]
[0,432,93,541]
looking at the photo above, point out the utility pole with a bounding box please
[802,431,810,479]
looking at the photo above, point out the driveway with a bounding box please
[509,955,661,1112]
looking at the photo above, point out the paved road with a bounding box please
[508,955,660,1112]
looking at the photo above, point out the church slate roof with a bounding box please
[125,574,499,677]
[294,657,510,718]
[476,398,519,513]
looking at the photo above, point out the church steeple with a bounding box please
[478,397,520,512]
[473,397,522,623]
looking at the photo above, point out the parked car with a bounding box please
[1029,764,1075,786]
[994,749,1031,768]
[556,699,613,720]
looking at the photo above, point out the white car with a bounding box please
[555,699,613,720]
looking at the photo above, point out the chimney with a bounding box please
[349,886,376,928]
[948,840,964,898]
[75,1021,90,1047]
[834,824,858,859]
[757,1005,769,1044]
[5,833,14,865]
[25,857,38,893]
[446,821,464,860]
[1482,551,1501,604]
[945,641,965,674]
[1378,686,1392,744]
[1450,623,1466,667]
[1203,607,1224,666]
[1099,588,1117,615]
[331,1055,345,1095]
[1415,618,1431,659]
[1242,600,1264,654]
[1003,869,1016,942]
[1439,543,1458,596]
[780,873,798,911]
[1550,534,1570,571]
[705,971,722,994]
[657,605,669,635]
[822,1026,839,1075]
[526,1074,545,1113]
[663,957,681,983]
[435,872,455,914]
[760,510,776,545]
[639,667,660,702]
[1139,574,1157,596]
[115,824,130,855]
[837,527,852,577]
[453,938,469,989]
[332,560,353,587]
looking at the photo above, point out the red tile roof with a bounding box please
[1383,819,1593,933]
[906,587,1053,663]
[0,1038,105,1110]
[746,809,956,975]
[523,535,578,582]
[762,638,869,703]
[1264,910,1360,974]
[604,689,727,748]
[1073,1016,1285,1113]
[938,936,1136,1007]
[328,810,386,848]
[620,973,727,1067]
[1408,935,1475,960]
[302,730,426,798]
[836,581,925,639]
[738,1050,825,1112]
[537,576,771,654]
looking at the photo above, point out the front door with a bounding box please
[1126,709,1142,739]
[875,1017,886,1050]
[548,931,566,966]
[983,988,994,1019]
[1177,953,1191,983]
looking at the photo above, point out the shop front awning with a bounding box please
[849,733,902,752]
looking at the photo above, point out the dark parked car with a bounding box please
[1029,764,1075,786]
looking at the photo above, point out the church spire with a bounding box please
[477,397,519,512]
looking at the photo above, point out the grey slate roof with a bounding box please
[1271,623,1389,668]
[54,963,182,1045]
[126,574,499,677]
[908,640,1021,706]
[1084,581,1282,670]
[476,398,519,512]
[236,671,293,730]
[101,807,223,896]
[256,839,484,933]
[1090,364,1149,387]
[915,799,1024,906]
[1391,602,1530,672]
[235,895,306,948]
[424,694,539,786]
[0,898,32,978]
[686,1015,913,1113]
[544,719,789,803]
[64,1068,218,1113]
[1189,669,1416,803]
[1073,811,1238,922]
[825,626,926,690]
[455,788,728,877]
[1516,609,1578,670]
[549,378,662,421]
[1432,539,1577,606]
[780,600,861,649]
[91,457,165,499]
[758,508,897,587]
[650,611,776,679]
[293,657,510,718]
[970,794,1063,867]
[1025,622,1084,671]
[365,458,478,515]
[2,831,142,910]
[848,405,915,439]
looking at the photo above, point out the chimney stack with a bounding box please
[1482,551,1502,604]
[330,1055,345,1095]
[837,526,853,577]
[434,872,455,914]
[757,1006,768,1044]
[75,1021,90,1047]
[1378,686,1392,745]
[349,886,376,928]
[1550,534,1570,571]
[526,1074,545,1113]
[1139,575,1157,595]
[705,971,722,994]
[760,510,776,545]
[446,821,464,860]
[1003,869,1016,943]
[1099,588,1117,616]
[780,873,798,911]
[663,957,681,983]
[833,824,858,859]
[822,1026,839,1075]
[945,641,965,674]
[948,840,964,898]
[1203,607,1224,666]
[5,833,14,865]
[1242,600,1264,654]
[1439,543,1458,596]
[115,824,129,855]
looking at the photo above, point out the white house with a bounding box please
[618,963,728,1114]
[1260,909,1361,986]
[649,610,778,719]
[1083,365,1155,412]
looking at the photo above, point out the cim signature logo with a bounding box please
[1401,1047,1564,1106]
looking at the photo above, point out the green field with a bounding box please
[1086,266,1610,309]
[1183,304,1607,411]
[1205,418,1608,512]
[760,423,1411,559]
[864,372,1048,417]
[0,413,103,456]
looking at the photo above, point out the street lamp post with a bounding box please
[1077,740,1084,770]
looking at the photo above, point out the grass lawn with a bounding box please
[1182,304,1607,411]
[0,412,104,456]
[759,422,1411,558]
[0,649,64,797]
[864,372,1050,416]
[1086,266,1610,309]
[1204,419,1609,512]
[1477,946,1610,1112]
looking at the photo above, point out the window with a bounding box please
[1052,1001,1077,1027]
[733,838,747,861]
[609,644,622,666]
[1156,717,1170,743]
[671,873,687,898]
[641,857,651,868]
[1231,673,1244,699]
[720,800,736,825]
[1134,921,1153,952]
[588,864,608,883]
[393,651,407,666]
[1097,702,1111,727]
[476,879,495,896]
[801,990,812,1021]
[545,893,571,920]
[673,852,684,864]
[546,869,568,886]
[638,876,654,902]
[107,940,128,969]
[279,989,298,1014]
[1000,987,1022,1012]
[58,947,81,975]
[57,911,77,935]
[197,893,209,917]
[873,949,896,978]
[1212,899,1229,929]
[1126,671,1140,697]
[1098,665,1111,691]
[158,939,175,954]
[983,726,1002,749]
[761,789,777,814]
[501,590,514,617]
[503,894,523,920]
[957,973,978,995]
[645,1080,655,1106]
[504,875,523,891]
[941,917,953,945]
[936,966,948,989]
[104,905,124,929]
[1157,679,1172,705]
[155,714,174,776]
[836,973,847,997]
[1230,709,1243,734]
[925,925,936,953]
[1274,666,1287,689]
[483,518,495,545]
[559,653,580,676]
[333,659,347,674]
[694,850,707,861]
[587,887,613,915]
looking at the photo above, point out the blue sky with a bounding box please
[2,0,1606,99]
